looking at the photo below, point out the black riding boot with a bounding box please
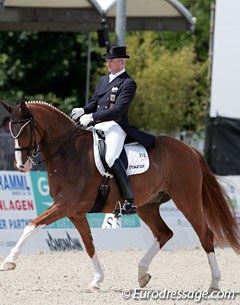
[110,158,136,216]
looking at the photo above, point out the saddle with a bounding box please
[91,127,150,177]
[88,127,150,213]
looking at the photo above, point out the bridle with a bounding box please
[9,117,41,165]
[9,115,82,166]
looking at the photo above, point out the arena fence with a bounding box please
[0,132,205,171]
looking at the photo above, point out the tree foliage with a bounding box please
[0,0,212,132]
[0,32,100,112]
[125,33,208,133]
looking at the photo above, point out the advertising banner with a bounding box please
[1,171,240,255]
[0,171,142,255]
[0,171,37,230]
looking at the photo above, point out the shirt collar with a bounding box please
[109,68,125,83]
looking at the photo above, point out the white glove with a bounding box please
[71,108,85,121]
[80,113,94,127]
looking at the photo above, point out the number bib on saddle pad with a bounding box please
[90,127,150,177]
[124,144,149,175]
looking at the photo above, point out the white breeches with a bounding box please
[95,121,126,168]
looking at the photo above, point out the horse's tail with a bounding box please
[193,148,240,253]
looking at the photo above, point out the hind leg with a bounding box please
[172,194,221,291]
[207,252,221,292]
[137,203,173,288]
[0,203,66,271]
[194,226,221,291]
[188,221,220,291]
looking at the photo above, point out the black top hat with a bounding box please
[102,45,130,59]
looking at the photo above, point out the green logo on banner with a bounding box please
[30,171,74,229]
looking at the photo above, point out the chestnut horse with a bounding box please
[1,101,240,291]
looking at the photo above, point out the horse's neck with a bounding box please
[31,105,74,143]
[43,129,94,177]
[29,104,80,166]
[43,119,73,142]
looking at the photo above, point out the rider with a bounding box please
[71,45,155,215]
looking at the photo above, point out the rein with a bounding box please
[35,126,82,165]
[10,116,82,166]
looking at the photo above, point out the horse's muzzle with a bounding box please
[16,158,33,172]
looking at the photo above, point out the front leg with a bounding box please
[1,202,68,271]
[69,214,104,290]
[0,224,45,271]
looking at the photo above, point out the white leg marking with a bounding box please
[0,224,45,271]
[207,252,221,291]
[89,252,104,290]
[138,238,160,287]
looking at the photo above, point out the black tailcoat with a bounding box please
[83,72,155,147]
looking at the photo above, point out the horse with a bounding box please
[0,100,240,292]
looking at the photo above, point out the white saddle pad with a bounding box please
[89,127,150,177]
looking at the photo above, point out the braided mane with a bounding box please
[25,101,74,122]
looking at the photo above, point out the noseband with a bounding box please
[9,117,40,164]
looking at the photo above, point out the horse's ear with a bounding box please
[1,101,13,113]
[20,101,31,117]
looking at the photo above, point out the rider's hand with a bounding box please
[71,108,85,121]
[80,114,94,127]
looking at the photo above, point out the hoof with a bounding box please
[88,285,100,292]
[208,287,220,293]
[138,273,151,288]
[0,261,16,271]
